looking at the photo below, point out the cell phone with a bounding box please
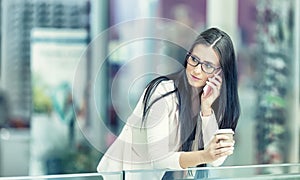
[203,70,222,97]
[203,84,211,97]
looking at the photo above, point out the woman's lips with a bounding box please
[191,74,201,81]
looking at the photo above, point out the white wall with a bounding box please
[206,0,239,49]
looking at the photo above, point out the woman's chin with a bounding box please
[189,82,203,88]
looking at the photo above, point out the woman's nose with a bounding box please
[193,64,202,74]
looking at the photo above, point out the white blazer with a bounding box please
[97,80,225,179]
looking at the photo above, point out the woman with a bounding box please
[97,27,240,179]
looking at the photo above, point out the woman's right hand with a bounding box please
[202,134,235,163]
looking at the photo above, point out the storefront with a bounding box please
[0,0,299,178]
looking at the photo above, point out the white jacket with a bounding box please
[97,80,225,179]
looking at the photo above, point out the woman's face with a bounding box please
[186,44,220,88]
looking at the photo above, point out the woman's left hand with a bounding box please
[201,70,222,116]
[202,134,235,163]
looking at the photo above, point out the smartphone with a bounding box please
[203,84,211,97]
[203,70,222,97]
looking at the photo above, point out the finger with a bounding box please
[212,135,222,143]
[205,81,218,93]
[213,74,222,84]
[215,134,230,141]
[216,141,235,149]
[215,69,222,75]
[208,76,221,85]
[215,147,234,156]
[213,69,222,78]
[207,78,221,91]
[222,148,234,156]
[216,150,234,158]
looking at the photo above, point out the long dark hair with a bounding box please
[142,27,240,151]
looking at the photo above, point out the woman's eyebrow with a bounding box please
[193,53,218,66]
[203,60,214,65]
[192,54,201,61]
[202,59,219,67]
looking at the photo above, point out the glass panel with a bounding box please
[236,0,299,166]
[124,164,300,179]
[253,0,296,166]
[0,172,122,180]
[1,164,299,179]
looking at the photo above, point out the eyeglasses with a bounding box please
[186,53,221,74]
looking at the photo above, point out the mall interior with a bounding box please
[0,0,299,179]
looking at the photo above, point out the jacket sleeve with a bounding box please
[96,124,129,172]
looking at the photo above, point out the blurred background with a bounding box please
[0,0,299,177]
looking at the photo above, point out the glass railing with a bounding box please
[0,172,122,180]
[125,163,300,179]
[0,163,299,179]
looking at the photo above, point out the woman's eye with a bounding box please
[191,56,198,62]
[204,63,213,69]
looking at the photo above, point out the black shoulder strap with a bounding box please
[142,76,177,123]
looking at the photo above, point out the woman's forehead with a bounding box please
[192,44,220,65]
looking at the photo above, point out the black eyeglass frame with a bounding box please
[186,52,221,74]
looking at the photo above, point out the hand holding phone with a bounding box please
[203,84,211,98]
[202,70,222,98]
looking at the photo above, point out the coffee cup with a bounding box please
[215,129,234,143]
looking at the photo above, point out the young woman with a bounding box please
[97,27,240,179]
